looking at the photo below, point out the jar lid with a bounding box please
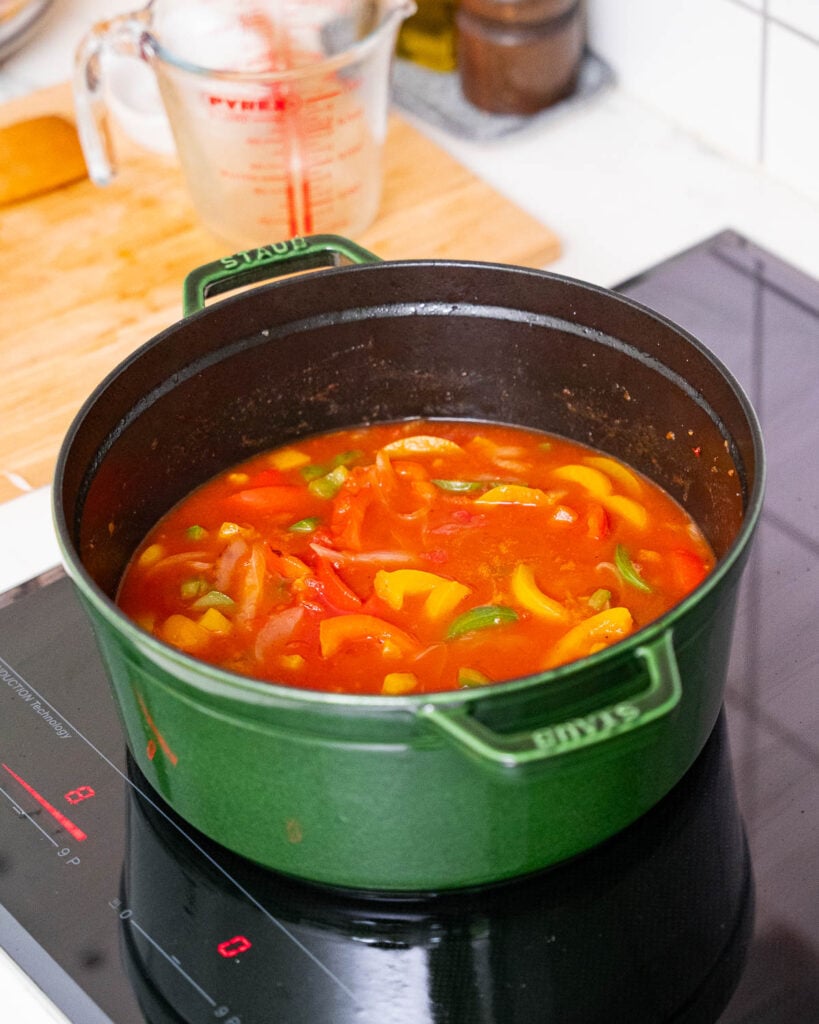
[458,0,581,26]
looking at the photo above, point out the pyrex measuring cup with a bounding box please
[74,0,414,244]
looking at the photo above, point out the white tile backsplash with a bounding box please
[729,0,764,14]
[588,0,819,204]
[769,0,819,40]
[587,0,763,165]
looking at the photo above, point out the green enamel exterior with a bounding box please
[63,531,756,892]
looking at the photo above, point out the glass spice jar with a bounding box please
[456,0,586,114]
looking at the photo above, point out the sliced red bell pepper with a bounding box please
[229,485,304,511]
[586,502,610,541]
[330,483,372,550]
[313,557,363,613]
[247,468,288,487]
[670,549,709,592]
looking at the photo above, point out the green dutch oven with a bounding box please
[53,235,765,892]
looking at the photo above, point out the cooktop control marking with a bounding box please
[111,901,218,1009]
[2,762,87,841]
[0,782,59,846]
[1,655,71,739]
[1,643,361,1006]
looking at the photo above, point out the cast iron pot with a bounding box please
[53,235,765,893]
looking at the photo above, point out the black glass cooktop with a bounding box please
[1,230,817,1022]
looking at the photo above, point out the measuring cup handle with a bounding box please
[73,9,152,185]
[182,235,383,316]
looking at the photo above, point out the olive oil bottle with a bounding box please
[396,0,458,72]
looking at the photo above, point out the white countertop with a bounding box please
[2,7,819,1021]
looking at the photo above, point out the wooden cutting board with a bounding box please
[0,82,561,506]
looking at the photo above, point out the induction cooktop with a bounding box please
[2,229,817,1023]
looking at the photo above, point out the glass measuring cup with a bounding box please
[74,0,414,244]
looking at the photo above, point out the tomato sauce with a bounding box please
[116,421,715,694]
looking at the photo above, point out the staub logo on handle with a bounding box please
[219,236,308,272]
[533,703,641,751]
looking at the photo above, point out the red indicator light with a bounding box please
[217,935,252,958]
[2,763,87,841]
[65,786,95,805]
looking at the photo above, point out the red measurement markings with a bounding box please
[2,763,88,841]
[302,177,313,233]
[304,90,343,104]
[135,692,179,765]
[286,178,298,238]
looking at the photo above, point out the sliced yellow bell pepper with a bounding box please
[278,654,306,671]
[510,563,570,622]
[458,666,491,688]
[382,672,418,695]
[374,569,450,610]
[601,494,648,531]
[319,614,420,659]
[137,543,165,569]
[552,464,613,499]
[218,521,245,539]
[583,456,642,496]
[423,579,472,619]
[475,484,553,506]
[548,607,634,667]
[197,607,232,634]
[135,612,156,633]
[269,447,311,471]
[159,614,210,653]
[373,569,471,619]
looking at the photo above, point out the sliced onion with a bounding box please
[309,543,415,567]
[254,606,305,661]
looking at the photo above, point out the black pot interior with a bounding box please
[57,261,760,600]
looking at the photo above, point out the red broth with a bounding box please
[116,421,715,694]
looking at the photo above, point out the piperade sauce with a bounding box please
[116,421,715,694]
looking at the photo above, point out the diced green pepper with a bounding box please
[186,524,207,540]
[300,463,327,482]
[301,450,363,482]
[288,516,321,533]
[308,465,349,499]
[446,604,518,640]
[615,544,652,593]
[588,588,612,611]
[331,449,364,469]
[180,577,208,601]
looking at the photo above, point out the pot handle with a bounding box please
[182,234,382,317]
[418,629,683,768]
